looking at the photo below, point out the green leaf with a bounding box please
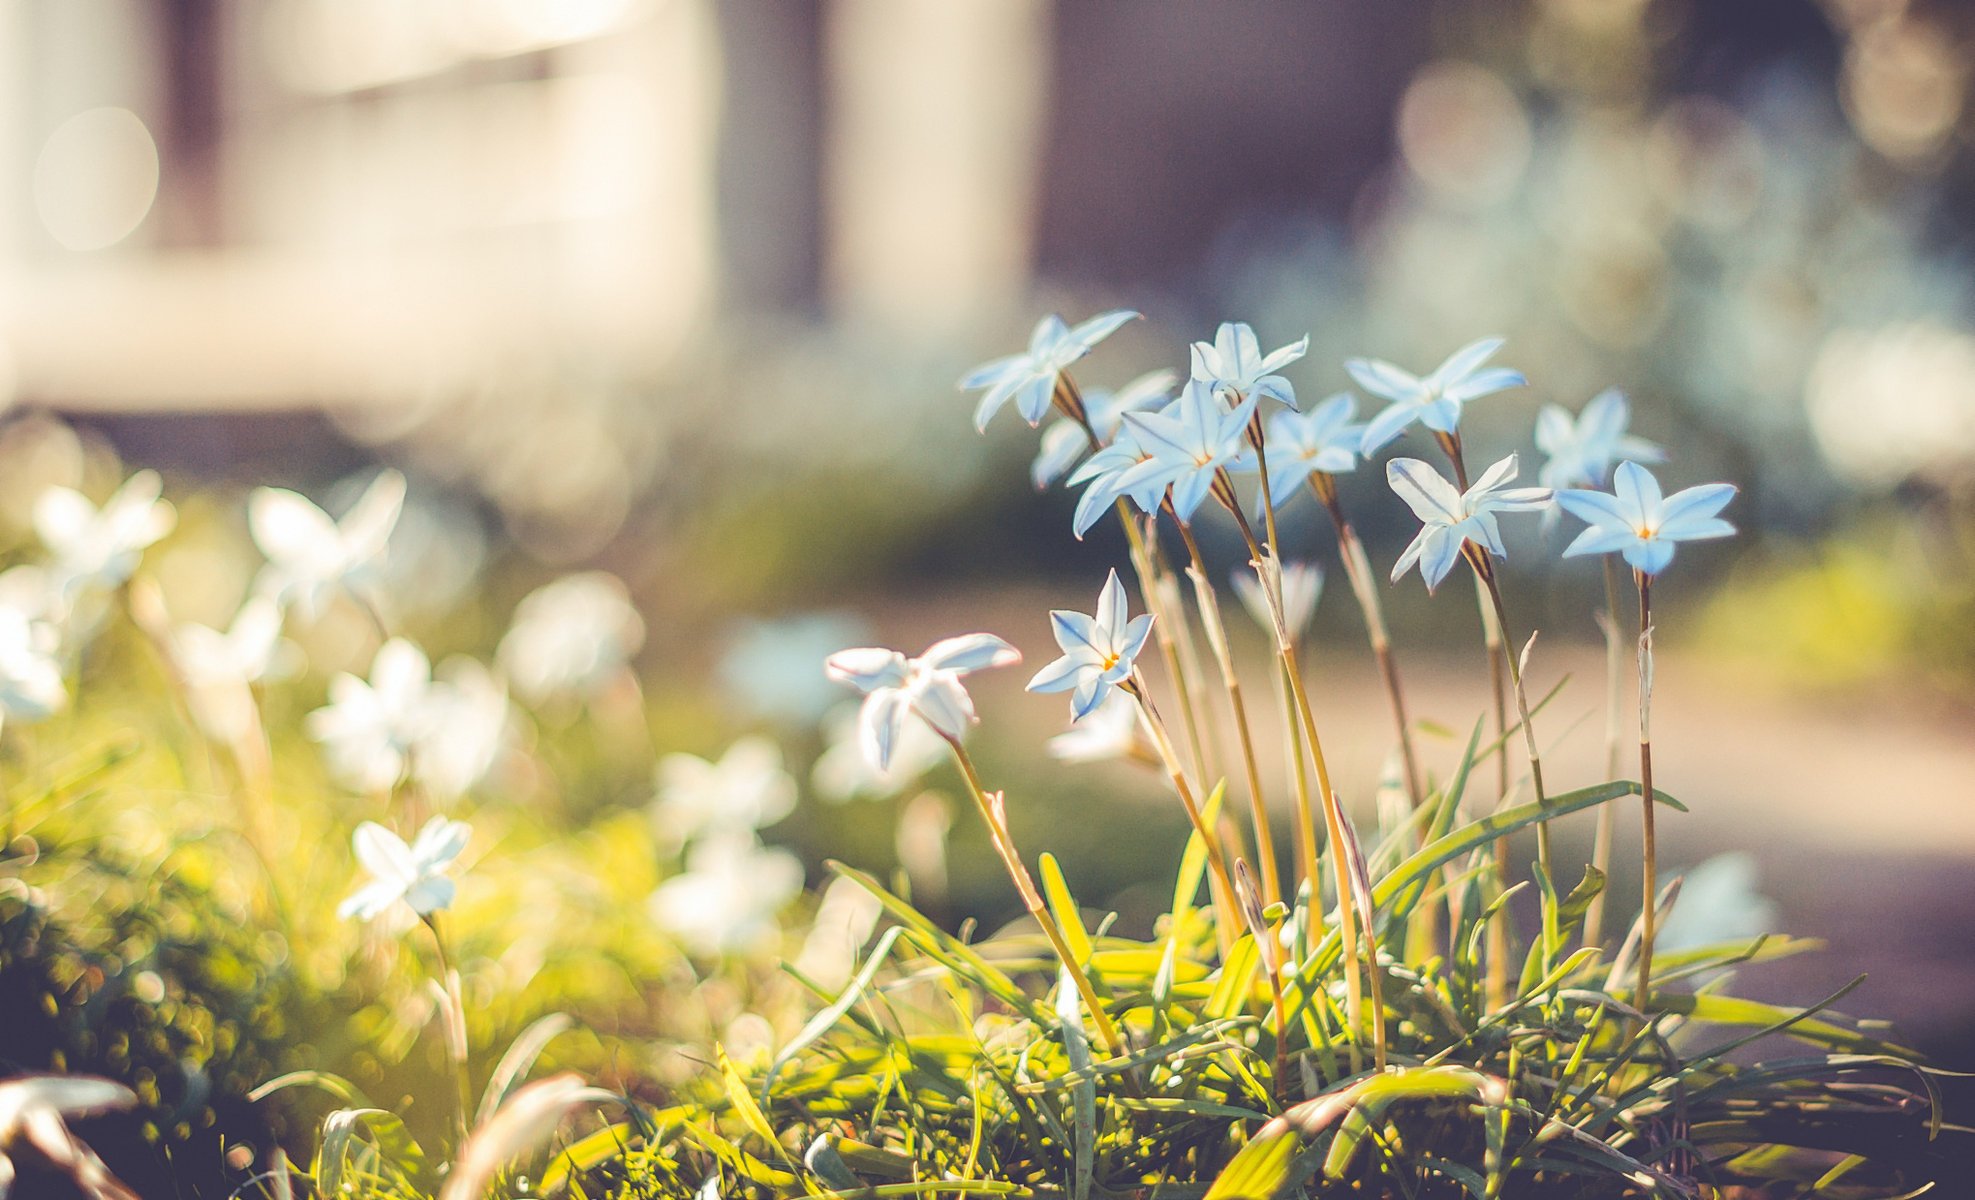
[1040,853,1094,967]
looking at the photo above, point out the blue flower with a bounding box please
[1115,380,1259,523]
[1555,461,1736,576]
[1031,368,1177,490]
[1027,569,1156,720]
[1255,392,1363,513]
[1535,388,1664,491]
[959,310,1140,432]
[1066,432,1167,539]
[1387,454,1552,591]
[1190,322,1309,410]
[1348,337,1526,454]
[824,634,1020,769]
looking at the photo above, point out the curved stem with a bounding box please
[1636,573,1657,1006]
[1125,674,1242,949]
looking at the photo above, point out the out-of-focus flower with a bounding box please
[34,470,175,602]
[717,612,869,725]
[1256,394,1364,512]
[649,833,804,957]
[824,634,1019,770]
[498,572,646,705]
[0,1074,140,1200]
[307,638,437,793]
[1655,852,1777,953]
[811,701,945,802]
[1534,388,1664,491]
[1387,455,1551,591]
[1233,561,1323,642]
[651,736,797,849]
[959,310,1139,432]
[0,597,65,735]
[1350,337,1525,454]
[1032,369,1176,490]
[793,874,884,991]
[1556,461,1736,576]
[338,816,471,922]
[1190,321,1309,409]
[250,470,405,620]
[414,658,512,802]
[1027,569,1155,720]
[1116,381,1259,523]
[172,596,283,743]
[1046,689,1144,764]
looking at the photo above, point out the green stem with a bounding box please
[422,914,473,1149]
[1584,553,1627,948]
[1636,573,1657,1007]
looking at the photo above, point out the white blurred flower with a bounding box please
[498,572,645,705]
[307,638,437,793]
[793,874,883,991]
[34,470,175,604]
[1656,852,1777,953]
[649,834,804,957]
[1534,388,1664,491]
[414,658,513,802]
[1387,455,1551,591]
[824,634,1019,770]
[1232,561,1323,643]
[0,1074,140,1200]
[811,701,944,803]
[170,596,283,744]
[249,470,405,621]
[0,596,65,736]
[338,816,471,922]
[717,613,869,725]
[1046,689,1143,764]
[651,736,797,849]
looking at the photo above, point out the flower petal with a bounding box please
[918,633,1020,674]
[1387,458,1464,525]
[825,647,909,692]
[1343,358,1419,404]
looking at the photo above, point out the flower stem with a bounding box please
[1170,513,1282,908]
[1120,508,1217,800]
[1584,553,1627,947]
[422,914,473,1149]
[939,733,1126,1059]
[1125,675,1243,951]
[1636,572,1657,1007]
[1466,552,1551,865]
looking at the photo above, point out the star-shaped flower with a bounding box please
[1026,569,1155,720]
[649,833,805,957]
[1387,454,1552,591]
[1046,689,1144,764]
[1535,387,1664,490]
[498,572,646,705]
[306,637,439,793]
[171,596,284,743]
[1555,461,1736,575]
[34,470,176,603]
[1031,368,1176,490]
[1190,321,1309,409]
[652,735,797,848]
[1232,561,1324,643]
[1066,430,1172,538]
[959,310,1139,432]
[250,470,405,621]
[824,634,1020,769]
[338,816,472,922]
[1255,393,1364,512]
[1116,380,1259,523]
[1349,337,1526,454]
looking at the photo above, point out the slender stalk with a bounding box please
[940,733,1126,1058]
[1584,553,1627,947]
[1170,514,1282,907]
[1233,858,1291,1098]
[1270,650,1321,904]
[1465,552,1551,868]
[1221,493,1384,1071]
[422,914,473,1149]
[1636,573,1657,1005]
[1125,674,1242,951]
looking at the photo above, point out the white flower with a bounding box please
[793,874,884,991]
[249,470,405,620]
[652,736,797,848]
[413,657,512,802]
[498,571,645,705]
[307,638,438,793]
[1232,561,1323,643]
[1031,369,1176,490]
[1190,321,1309,409]
[716,613,870,726]
[1114,380,1259,523]
[1534,388,1665,491]
[171,597,283,743]
[1350,337,1526,454]
[649,833,804,956]
[338,816,472,922]
[0,598,65,735]
[1255,394,1363,514]
[1555,461,1737,576]
[811,701,945,802]
[959,310,1139,432]
[824,634,1019,770]
[1046,689,1143,764]
[1656,852,1777,953]
[1025,569,1156,720]
[0,1074,140,1200]
[1387,455,1552,591]
[34,470,175,603]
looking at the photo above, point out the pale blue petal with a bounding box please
[859,688,910,769]
[1533,405,1574,456]
[1563,525,1640,558]
[1624,539,1677,575]
[1387,458,1464,524]
[339,878,406,921]
[919,633,1020,673]
[1121,410,1191,460]
[1169,469,1215,523]
[1050,610,1105,658]
[1390,529,1429,583]
[1420,529,1465,591]
[1014,375,1057,426]
[1258,334,1310,374]
[912,674,976,738]
[1357,402,1419,454]
[1031,423,1087,489]
[1070,674,1105,722]
[1430,337,1505,386]
[1660,515,1736,543]
[404,877,456,915]
[1070,309,1139,348]
[1419,396,1465,434]
[825,647,909,692]
[1026,655,1085,694]
[1555,489,1631,528]
[959,355,1021,391]
[1445,366,1524,403]
[1095,569,1128,640]
[1252,376,1297,410]
[1612,461,1661,523]
[1116,612,1154,668]
[1344,358,1419,403]
[1656,483,1737,532]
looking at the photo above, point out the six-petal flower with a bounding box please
[1026,569,1155,720]
[338,816,472,922]
[1555,461,1736,575]
[1254,393,1364,513]
[825,633,1020,769]
[1190,321,1309,410]
[1535,388,1665,491]
[1031,368,1176,490]
[1387,454,1552,591]
[1115,380,1259,523]
[959,310,1139,432]
[1349,337,1526,454]
[250,470,405,620]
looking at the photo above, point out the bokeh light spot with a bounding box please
[33,107,161,251]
